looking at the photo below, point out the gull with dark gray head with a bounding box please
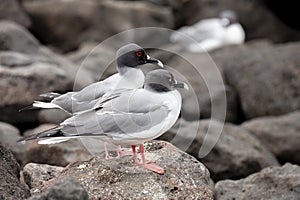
[18,69,188,174]
[29,43,163,114]
[170,10,245,52]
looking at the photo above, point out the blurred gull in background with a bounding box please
[170,10,245,52]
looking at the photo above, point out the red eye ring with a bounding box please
[135,51,143,57]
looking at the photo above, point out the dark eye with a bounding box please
[135,51,143,57]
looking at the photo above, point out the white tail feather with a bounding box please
[33,101,61,109]
[38,137,75,144]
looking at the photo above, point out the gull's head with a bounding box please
[116,43,164,70]
[220,10,238,26]
[144,69,189,92]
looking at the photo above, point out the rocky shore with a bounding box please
[1,0,300,199]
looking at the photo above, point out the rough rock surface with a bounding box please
[23,0,174,51]
[34,141,213,199]
[0,20,91,124]
[0,144,30,199]
[158,119,279,181]
[0,0,31,28]
[23,124,92,166]
[215,163,300,200]
[28,177,88,200]
[21,163,64,193]
[224,41,300,119]
[242,111,300,164]
[0,121,25,162]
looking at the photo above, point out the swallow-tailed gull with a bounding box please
[19,69,188,174]
[170,10,245,52]
[30,43,163,114]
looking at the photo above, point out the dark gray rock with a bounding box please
[0,144,30,200]
[242,111,300,165]
[21,163,64,194]
[0,121,25,162]
[158,119,279,181]
[215,163,300,200]
[23,124,92,167]
[163,50,238,122]
[66,42,117,82]
[28,177,88,200]
[38,109,71,125]
[0,21,92,124]
[0,20,40,53]
[224,41,300,119]
[33,141,213,199]
[23,0,174,52]
[0,0,31,28]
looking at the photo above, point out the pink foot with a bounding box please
[131,144,164,174]
[142,161,164,174]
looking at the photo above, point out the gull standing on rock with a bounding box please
[28,43,163,114]
[170,10,245,52]
[18,69,188,174]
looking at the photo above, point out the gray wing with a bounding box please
[52,81,115,113]
[72,81,114,101]
[60,105,169,140]
[92,88,134,110]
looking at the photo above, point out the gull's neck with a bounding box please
[117,65,135,75]
[115,66,145,89]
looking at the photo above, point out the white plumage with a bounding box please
[170,11,245,52]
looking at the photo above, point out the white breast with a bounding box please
[113,90,182,145]
[115,68,145,89]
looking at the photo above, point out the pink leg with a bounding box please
[103,141,112,160]
[132,145,141,165]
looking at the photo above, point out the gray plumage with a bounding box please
[30,43,163,114]
[19,69,187,145]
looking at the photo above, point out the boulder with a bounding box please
[28,177,88,200]
[158,119,279,181]
[23,0,174,52]
[223,41,300,119]
[242,111,300,164]
[0,121,25,162]
[0,0,31,28]
[66,42,117,81]
[0,144,30,199]
[21,163,64,194]
[0,21,92,124]
[163,49,238,122]
[38,109,71,125]
[32,141,213,199]
[23,124,92,167]
[215,163,300,200]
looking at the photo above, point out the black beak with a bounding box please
[145,55,164,68]
[174,80,189,90]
